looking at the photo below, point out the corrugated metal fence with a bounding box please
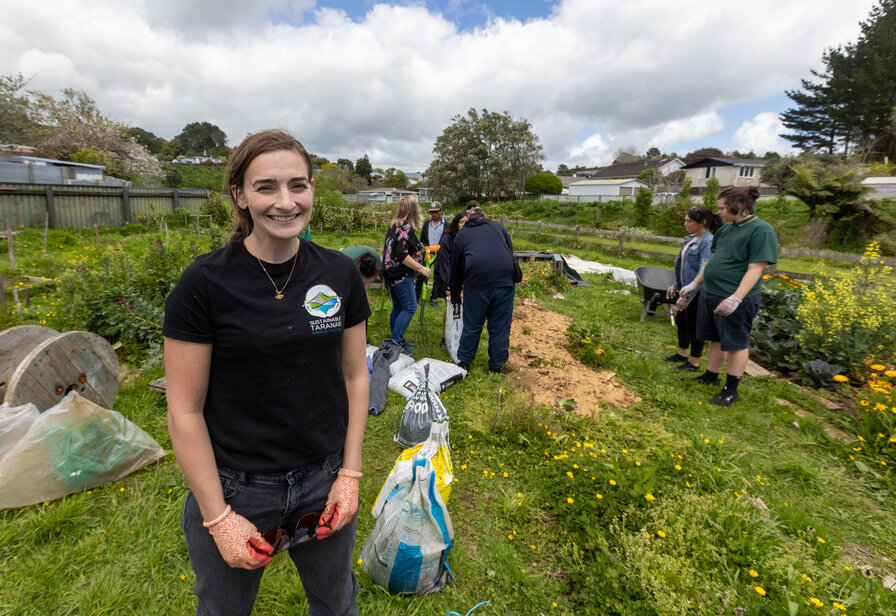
[0,183,210,229]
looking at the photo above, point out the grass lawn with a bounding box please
[0,226,894,615]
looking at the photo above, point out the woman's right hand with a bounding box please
[205,506,273,569]
[420,266,431,278]
[666,285,677,299]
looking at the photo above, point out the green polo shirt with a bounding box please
[703,215,778,298]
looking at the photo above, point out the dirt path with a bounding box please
[509,299,640,417]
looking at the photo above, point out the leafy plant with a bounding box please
[565,320,615,369]
[750,273,806,373]
[633,187,653,228]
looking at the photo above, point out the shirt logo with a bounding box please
[303,284,342,318]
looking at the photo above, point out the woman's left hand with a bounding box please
[317,473,360,539]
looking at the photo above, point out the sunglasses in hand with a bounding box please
[261,512,330,556]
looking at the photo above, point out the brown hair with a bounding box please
[717,186,760,216]
[389,196,423,230]
[226,129,314,242]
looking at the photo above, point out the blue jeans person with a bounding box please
[457,286,515,372]
[181,450,359,616]
[388,276,418,345]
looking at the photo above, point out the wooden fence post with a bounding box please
[121,186,132,224]
[44,213,49,255]
[0,275,6,311]
[575,225,580,241]
[94,222,100,248]
[6,225,14,270]
[617,231,626,255]
[45,186,57,229]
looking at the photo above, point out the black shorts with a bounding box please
[696,292,760,352]
[431,276,448,299]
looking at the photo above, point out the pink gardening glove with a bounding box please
[205,505,273,569]
[317,470,361,539]
[714,295,742,317]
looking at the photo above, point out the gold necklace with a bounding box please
[256,246,299,300]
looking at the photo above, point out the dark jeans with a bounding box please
[181,450,359,616]
[675,292,705,358]
[388,276,417,344]
[457,286,515,371]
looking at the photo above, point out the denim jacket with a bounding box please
[674,231,714,288]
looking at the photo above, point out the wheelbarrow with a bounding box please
[633,266,677,323]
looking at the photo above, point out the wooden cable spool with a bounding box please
[0,325,59,400]
[2,330,120,412]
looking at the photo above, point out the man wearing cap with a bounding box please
[417,202,445,307]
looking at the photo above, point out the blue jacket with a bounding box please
[674,231,714,289]
[450,217,515,298]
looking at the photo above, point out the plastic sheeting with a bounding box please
[0,391,166,509]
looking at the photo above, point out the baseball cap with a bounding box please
[428,202,442,211]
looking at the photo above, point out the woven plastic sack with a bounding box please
[374,420,453,509]
[444,300,463,363]
[360,457,454,595]
[388,358,466,400]
[0,391,166,509]
[394,364,449,448]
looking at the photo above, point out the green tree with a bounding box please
[682,148,724,164]
[556,163,572,176]
[0,73,36,144]
[426,108,544,202]
[127,127,166,154]
[524,172,562,195]
[702,176,721,209]
[645,146,662,158]
[336,158,354,172]
[315,163,359,194]
[637,168,663,190]
[27,87,160,183]
[781,0,896,159]
[383,168,409,189]
[159,138,183,161]
[633,187,654,228]
[355,154,373,184]
[163,166,182,188]
[175,121,227,154]
[784,164,868,222]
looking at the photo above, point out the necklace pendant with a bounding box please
[275,293,284,300]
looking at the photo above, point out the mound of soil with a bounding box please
[509,299,640,417]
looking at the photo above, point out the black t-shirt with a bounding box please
[163,239,371,473]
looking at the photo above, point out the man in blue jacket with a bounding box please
[449,207,516,374]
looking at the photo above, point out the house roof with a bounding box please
[681,157,768,169]
[570,178,647,186]
[861,176,896,185]
[588,158,681,179]
[18,156,105,170]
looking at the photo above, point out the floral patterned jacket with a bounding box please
[382,222,423,288]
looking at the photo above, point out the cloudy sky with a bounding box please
[0,0,879,172]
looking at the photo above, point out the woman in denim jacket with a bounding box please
[663,206,722,371]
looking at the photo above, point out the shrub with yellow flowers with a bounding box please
[844,362,896,465]
[796,242,896,376]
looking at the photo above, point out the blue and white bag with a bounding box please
[360,457,454,595]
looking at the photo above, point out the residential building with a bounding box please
[681,157,768,190]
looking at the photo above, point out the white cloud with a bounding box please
[729,112,796,156]
[0,0,877,171]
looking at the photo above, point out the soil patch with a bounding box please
[509,299,640,417]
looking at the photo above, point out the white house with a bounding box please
[568,178,648,197]
[356,188,417,204]
[861,176,896,199]
[681,157,768,189]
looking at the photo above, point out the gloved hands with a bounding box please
[675,297,690,310]
[714,295,742,316]
[678,282,699,300]
[666,285,677,300]
[204,505,273,569]
[317,469,362,539]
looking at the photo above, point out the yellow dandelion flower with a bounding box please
[844,565,851,571]
[749,569,759,578]
[635,461,641,466]
[622,448,628,453]
[755,586,766,596]
[674,464,682,470]
[833,375,849,382]
[833,602,846,611]
[704,438,710,443]
[461,464,467,469]
[609,479,617,485]
[120,487,125,492]
[180,574,186,580]
[567,471,574,478]
[595,493,602,499]
[809,597,824,607]
[503,471,509,477]
[645,493,655,502]
[871,364,886,371]
[656,530,666,538]
[817,537,826,544]
[567,497,574,504]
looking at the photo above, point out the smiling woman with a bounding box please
[163,129,371,615]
